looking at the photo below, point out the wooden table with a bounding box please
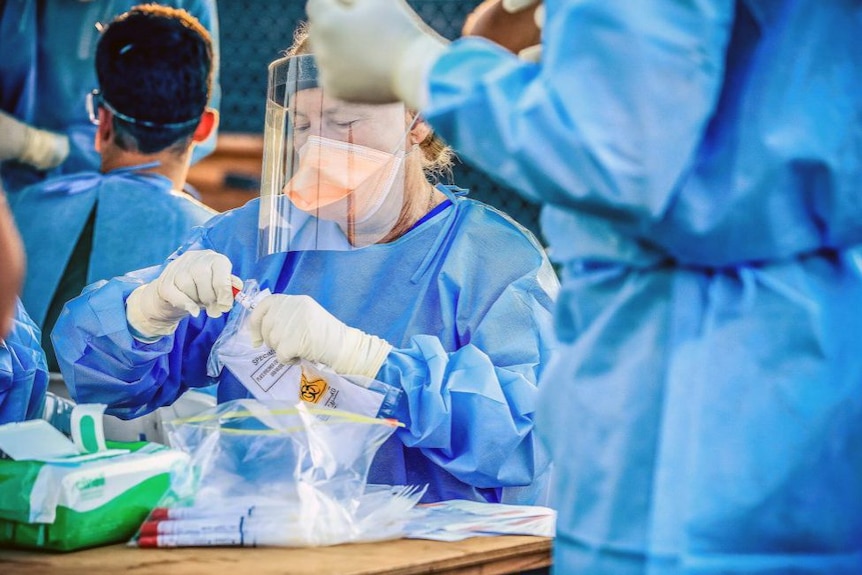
[0,535,551,575]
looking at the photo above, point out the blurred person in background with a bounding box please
[12,4,218,373]
[0,0,220,195]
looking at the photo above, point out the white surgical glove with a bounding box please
[249,294,392,379]
[306,0,449,109]
[126,250,243,341]
[0,110,69,170]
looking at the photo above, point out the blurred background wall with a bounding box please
[188,0,543,240]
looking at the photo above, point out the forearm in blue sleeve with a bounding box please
[378,335,546,488]
[52,275,181,419]
[0,301,49,424]
[425,0,734,224]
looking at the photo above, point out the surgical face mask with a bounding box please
[283,135,403,224]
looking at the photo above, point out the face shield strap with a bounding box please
[87,89,201,129]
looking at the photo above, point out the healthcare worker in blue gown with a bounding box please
[304,0,862,573]
[52,32,559,505]
[0,0,220,195]
[0,298,49,425]
[12,5,217,373]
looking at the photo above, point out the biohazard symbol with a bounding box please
[299,372,329,404]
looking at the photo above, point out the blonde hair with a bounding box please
[287,22,454,182]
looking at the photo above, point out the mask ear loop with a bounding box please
[344,107,417,247]
[346,107,419,247]
[353,111,418,246]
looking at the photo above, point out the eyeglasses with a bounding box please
[86,89,201,129]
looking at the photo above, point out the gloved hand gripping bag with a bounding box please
[208,280,402,419]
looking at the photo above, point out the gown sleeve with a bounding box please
[378,255,559,490]
[425,0,734,225]
[0,299,49,424]
[52,228,224,420]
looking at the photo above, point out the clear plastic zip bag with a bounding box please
[132,399,426,548]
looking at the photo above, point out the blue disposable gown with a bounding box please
[0,0,220,193]
[423,1,862,573]
[53,187,560,504]
[0,299,48,424]
[12,166,216,328]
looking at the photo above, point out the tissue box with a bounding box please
[0,417,191,551]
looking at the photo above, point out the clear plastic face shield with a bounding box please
[258,54,414,257]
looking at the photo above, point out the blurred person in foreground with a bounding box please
[0,185,48,424]
[305,0,862,573]
[0,188,24,337]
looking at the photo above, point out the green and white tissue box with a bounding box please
[0,404,191,551]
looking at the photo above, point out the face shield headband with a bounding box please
[87,89,201,129]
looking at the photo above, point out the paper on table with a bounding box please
[404,499,556,541]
